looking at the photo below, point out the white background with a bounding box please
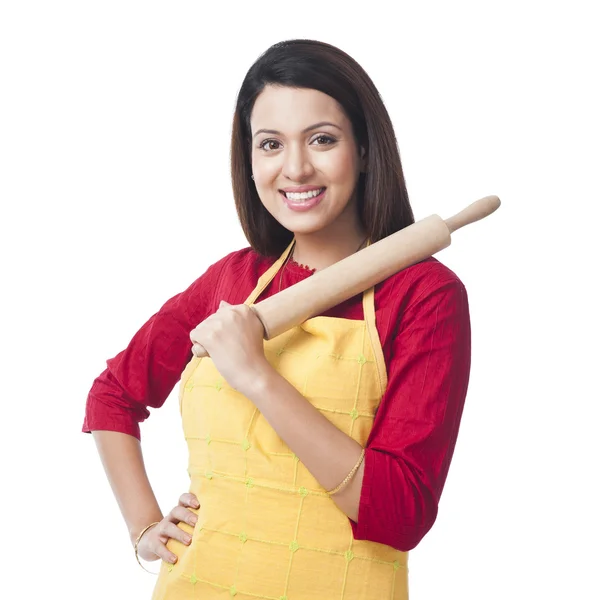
[1,1,598,598]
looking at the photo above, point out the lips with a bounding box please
[279,187,326,201]
[280,185,326,194]
[280,187,327,212]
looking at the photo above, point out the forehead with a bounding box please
[250,85,349,133]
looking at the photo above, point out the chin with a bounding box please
[283,221,329,235]
[276,210,335,234]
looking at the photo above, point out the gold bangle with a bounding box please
[134,521,161,575]
[327,449,365,496]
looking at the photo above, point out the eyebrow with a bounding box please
[252,121,342,139]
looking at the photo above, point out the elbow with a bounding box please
[349,451,440,551]
[351,506,438,552]
[82,377,149,441]
[395,497,439,551]
[390,513,438,551]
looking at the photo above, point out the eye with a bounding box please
[312,134,336,145]
[258,139,281,151]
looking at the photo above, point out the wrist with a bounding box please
[134,521,162,574]
[242,361,279,400]
[129,516,163,546]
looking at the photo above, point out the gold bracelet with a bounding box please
[134,521,161,575]
[327,449,365,496]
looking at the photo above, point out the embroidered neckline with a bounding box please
[289,257,317,274]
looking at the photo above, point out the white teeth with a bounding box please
[284,188,324,201]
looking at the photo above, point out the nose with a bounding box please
[281,142,314,181]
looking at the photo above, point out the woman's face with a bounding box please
[250,85,365,236]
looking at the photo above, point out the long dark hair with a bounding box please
[231,39,414,257]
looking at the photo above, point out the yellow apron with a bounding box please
[152,240,408,599]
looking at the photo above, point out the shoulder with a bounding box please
[384,256,466,297]
[188,245,272,287]
[217,246,275,278]
[181,245,276,312]
[156,246,271,322]
[209,246,275,292]
[379,257,468,324]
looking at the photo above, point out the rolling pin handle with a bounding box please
[444,195,501,234]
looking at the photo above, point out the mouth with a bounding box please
[279,187,327,212]
[279,187,327,203]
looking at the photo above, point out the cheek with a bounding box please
[252,159,280,204]
[316,150,359,184]
[253,158,280,186]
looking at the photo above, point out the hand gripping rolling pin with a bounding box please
[193,195,500,357]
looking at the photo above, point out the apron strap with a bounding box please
[363,285,388,396]
[244,238,296,306]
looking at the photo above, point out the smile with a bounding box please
[281,187,326,202]
[279,188,327,212]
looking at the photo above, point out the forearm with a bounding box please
[91,430,163,545]
[245,368,364,522]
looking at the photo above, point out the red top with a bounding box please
[83,247,471,552]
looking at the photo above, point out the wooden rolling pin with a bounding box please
[193,195,500,356]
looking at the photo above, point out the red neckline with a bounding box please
[289,257,317,274]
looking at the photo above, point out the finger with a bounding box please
[192,343,206,357]
[159,520,194,547]
[169,505,199,527]
[179,493,200,509]
[190,324,211,344]
[152,539,180,565]
[190,326,201,344]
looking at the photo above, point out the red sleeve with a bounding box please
[350,277,472,551]
[82,253,237,441]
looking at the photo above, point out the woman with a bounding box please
[83,39,471,599]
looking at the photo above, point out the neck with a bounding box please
[291,221,367,272]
